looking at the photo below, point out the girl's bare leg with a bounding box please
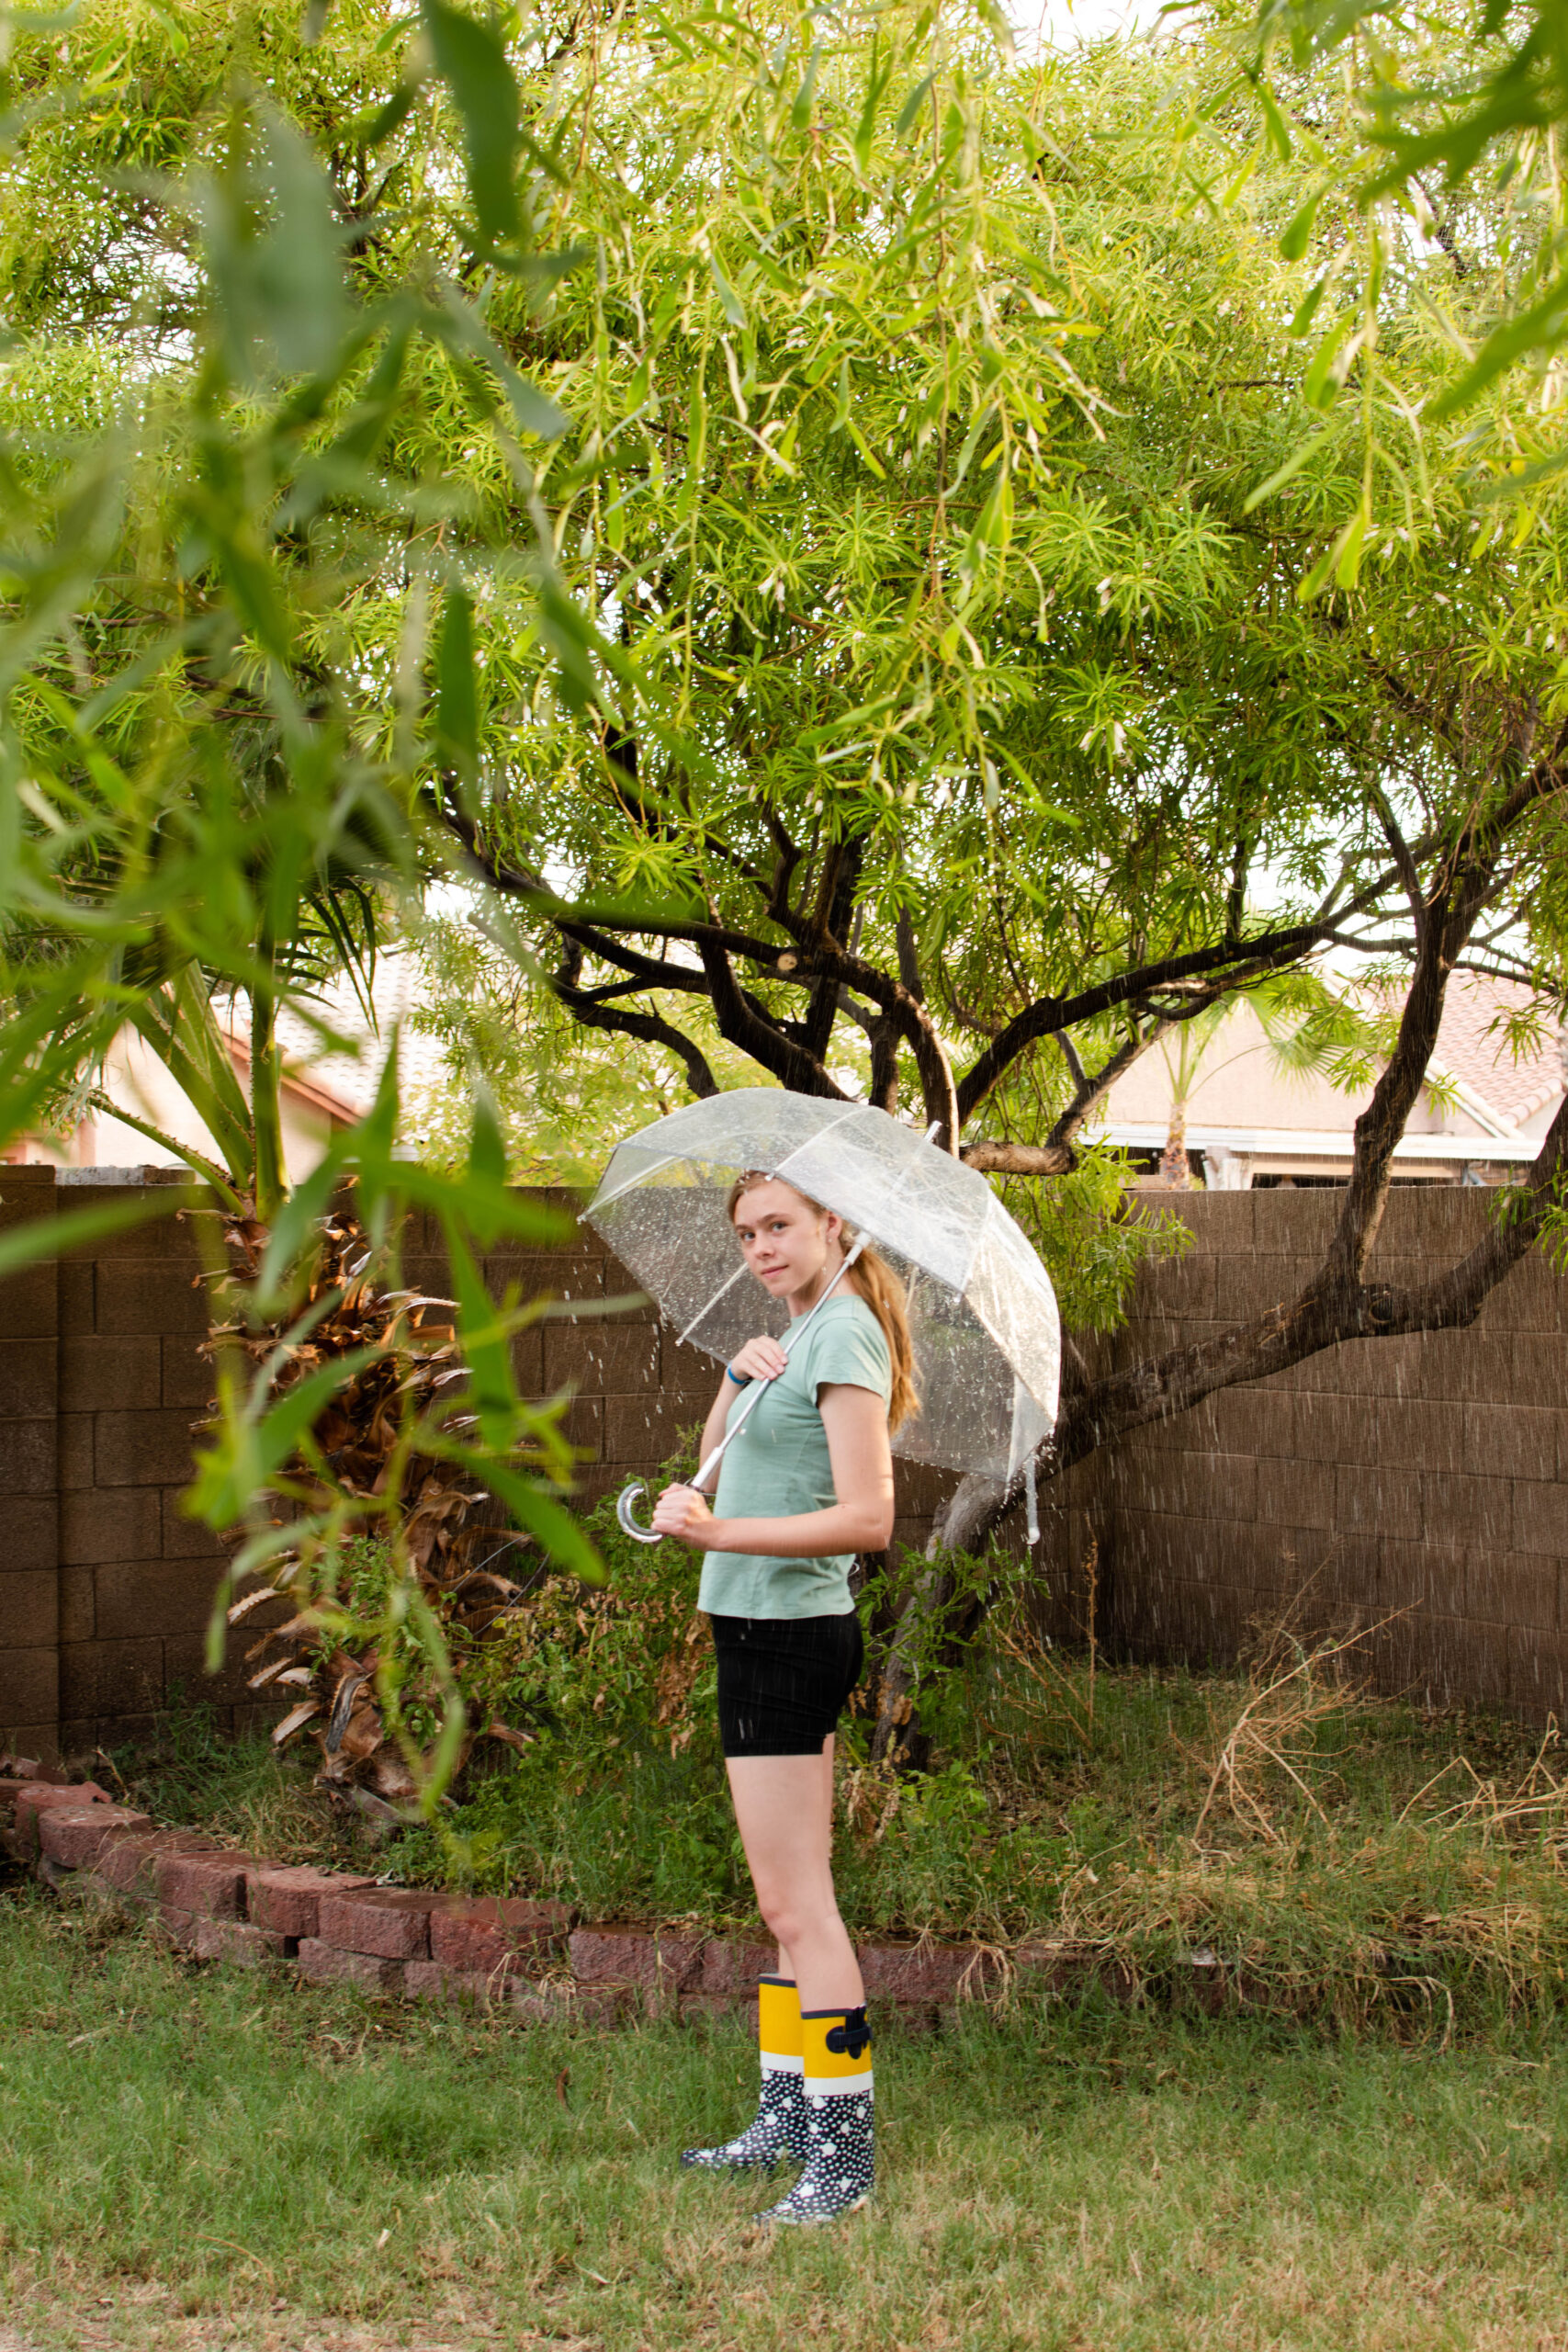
[728,1737,863,2013]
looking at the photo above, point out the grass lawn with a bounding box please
[4,1886,1568,2351]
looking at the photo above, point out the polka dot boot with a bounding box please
[754,2005,874,2226]
[682,1976,809,2173]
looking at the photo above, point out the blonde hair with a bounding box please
[726,1170,920,1435]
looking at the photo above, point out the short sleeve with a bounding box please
[805,1303,891,1407]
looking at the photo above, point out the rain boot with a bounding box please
[754,2005,874,2224]
[681,1974,809,2172]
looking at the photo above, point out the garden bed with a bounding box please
[20,1611,1568,2030]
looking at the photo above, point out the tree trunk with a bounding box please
[1158,1096,1190,1188]
[871,825,1567,1762]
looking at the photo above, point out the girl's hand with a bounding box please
[728,1333,789,1383]
[651,1483,717,1547]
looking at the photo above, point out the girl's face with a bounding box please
[731,1181,841,1307]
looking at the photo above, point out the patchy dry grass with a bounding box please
[6,1885,1568,2350]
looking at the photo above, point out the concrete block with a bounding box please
[1419,1473,1512,1552]
[1468,1553,1559,1634]
[96,1559,217,1642]
[58,1415,93,1491]
[0,1648,58,1724]
[2,1499,57,1573]
[60,1336,158,1415]
[0,1419,55,1496]
[95,1407,202,1488]
[1296,1394,1383,1465]
[296,1939,405,1996]
[162,1338,216,1409]
[0,1339,57,1420]
[247,1864,377,1941]
[60,1487,160,1566]
[59,1564,93,1645]
[318,1887,434,1962]
[96,1261,209,1336]
[560,1396,603,1460]
[544,1323,660,1395]
[1335,1463,1423,1540]
[1511,1481,1568,1560]
[1255,1458,1337,1532]
[0,1262,57,1341]
[0,1570,59,1649]
[161,1490,228,1559]
[1462,1402,1560,1485]
[1378,1396,1467,1474]
[59,1636,163,1718]
[58,1262,93,1337]
[1415,1332,1517,1404]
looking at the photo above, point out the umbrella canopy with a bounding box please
[583,1090,1060,1484]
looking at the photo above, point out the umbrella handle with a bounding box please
[615,1480,663,1545]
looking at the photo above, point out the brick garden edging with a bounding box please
[0,1768,1157,2025]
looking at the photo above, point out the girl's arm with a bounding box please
[650,1383,894,1555]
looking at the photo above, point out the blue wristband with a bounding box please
[726,1364,749,1385]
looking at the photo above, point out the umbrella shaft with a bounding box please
[692,1239,864,1493]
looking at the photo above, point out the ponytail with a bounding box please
[844,1235,919,1435]
[726,1170,920,1435]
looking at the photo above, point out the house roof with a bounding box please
[1430,977,1564,1134]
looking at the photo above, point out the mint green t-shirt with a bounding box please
[697,1294,893,1621]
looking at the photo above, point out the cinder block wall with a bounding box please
[1043,1188,1568,1721]
[7,1172,1562,1757]
[0,1177,943,1758]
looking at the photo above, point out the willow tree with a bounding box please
[7,0,1568,1758]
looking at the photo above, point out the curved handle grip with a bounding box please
[615,1479,663,1545]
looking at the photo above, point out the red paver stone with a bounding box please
[296,1938,405,1995]
[246,1865,376,1940]
[38,1804,152,1870]
[404,1961,495,2010]
[192,1919,289,1968]
[569,1926,705,1992]
[318,1887,434,1962]
[158,1903,197,1951]
[679,1990,749,2022]
[93,1829,220,1900]
[155,1849,253,1921]
[13,1781,113,1853]
[697,1938,776,1996]
[429,1895,572,1975]
[858,1941,999,2005]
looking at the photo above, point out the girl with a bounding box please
[649,1170,918,2226]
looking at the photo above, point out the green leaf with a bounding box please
[480,1463,605,1583]
[895,73,934,139]
[1242,428,1332,513]
[421,0,520,244]
[437,586,479,791]
[1280,188,1321,262]
[1431,267,1568,419]
[200,104,346,388]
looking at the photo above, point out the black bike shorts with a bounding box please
[709,1611,866,1758]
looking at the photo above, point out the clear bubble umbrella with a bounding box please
[582,1089,1061,1540]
